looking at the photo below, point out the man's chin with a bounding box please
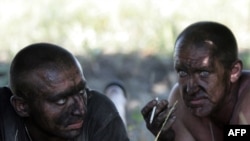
[60,128,83,139]
[189,106,211,117]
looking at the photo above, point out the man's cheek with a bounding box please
[55,110,71,127]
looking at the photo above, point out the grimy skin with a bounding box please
[10,43,88,141]
[141,21,250,141]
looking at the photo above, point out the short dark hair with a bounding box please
[174,21,238,69]
[9,42,79,98]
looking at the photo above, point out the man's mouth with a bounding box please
[190,98,205,105]
[187,96,208,108]
[66,120,84,130]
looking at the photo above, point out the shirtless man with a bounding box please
[141,21,250,141]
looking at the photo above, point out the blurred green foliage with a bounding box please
[1,0,250,87]
[1,0,250,61]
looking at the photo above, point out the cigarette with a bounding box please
[149,97,159,124]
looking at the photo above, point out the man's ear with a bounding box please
[10,95,30,117]
[230,60,243,83]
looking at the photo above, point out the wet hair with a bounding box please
[174,21,238,69]
[9,42,81,98]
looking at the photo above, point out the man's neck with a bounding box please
[211,82,239,125]
[25,123,73,141]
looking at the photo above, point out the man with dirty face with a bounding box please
[0,43,129,141]
[141,21,250,141]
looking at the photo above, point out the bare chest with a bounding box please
[174,118,223,141]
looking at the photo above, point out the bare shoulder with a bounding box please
[167,83,190,121]
[167,84,200,141]
[168,83,187,116]
[238,70,250,99]
[235,70,250,124]
[239,70,250,83]
[168,83,181,105]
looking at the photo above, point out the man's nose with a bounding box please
[186,76,199,95]
[72,95,86,116]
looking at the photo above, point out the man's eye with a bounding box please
[79,90,85,95]
[178,71,188,77]
[200,71,209,77]
[55,98,67,105]
[79,89,87,105]
[81,89,87,96]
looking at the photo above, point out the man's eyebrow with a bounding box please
[48,80,86,101]
[75,80,86,92]
[48,92,69,101]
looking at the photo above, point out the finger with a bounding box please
[161,115,176,132]
[159,104,177,130]
[155,99,168,113]
[148,110,176,136]
[157,99,168,108]
[148,107,168,128]
[141,99,158,119]
[145,99,167,124]
[153,100,169,121]
[154,102,177,127]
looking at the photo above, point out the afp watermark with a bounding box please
[224,125,250,140]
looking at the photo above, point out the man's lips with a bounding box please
[187,96,207,107]
[189,98,206,106]
[66,120,84,130]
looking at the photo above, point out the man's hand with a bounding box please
[141,99,176,140]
